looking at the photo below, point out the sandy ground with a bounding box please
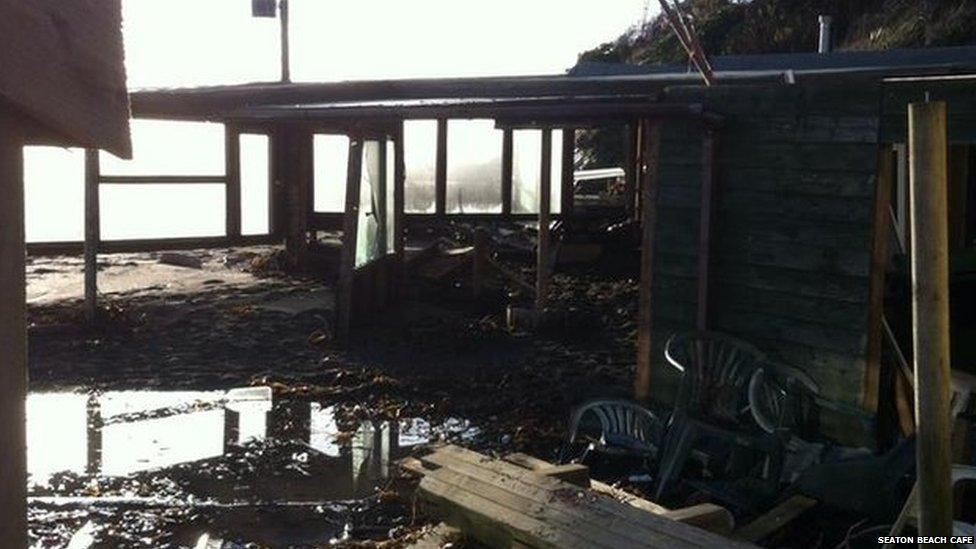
[27,246,283,304]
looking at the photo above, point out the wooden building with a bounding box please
[0,1,130,545]
[117,45,976,447]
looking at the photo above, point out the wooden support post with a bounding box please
[336,138,363,345]
[561,128,575,217]
[536,128,552,310]
[393,123,406,298]
[696,128,715,331]
[435,119,447,216]
[501,128,513,216]
[85,394,102,475]
[225,125,241,242]
[624,123,639,219]
[0,119,27,549]
[635,120,661,402]
[377,139,389,256]
[908,101,953,538]
[84,149,100,324]
[473,227,488,299]
[862,148,895,413]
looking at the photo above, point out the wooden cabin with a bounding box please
[0,1,130,545]
[119,45,976,448]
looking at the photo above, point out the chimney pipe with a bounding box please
[818,15,832,53]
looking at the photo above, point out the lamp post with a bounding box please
[252,0,290,82]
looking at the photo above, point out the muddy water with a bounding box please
[26,387,478,547]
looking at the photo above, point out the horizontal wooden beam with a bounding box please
[99,175,226,184]
[26,234,276,257]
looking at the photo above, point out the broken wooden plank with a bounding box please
[733,495,817,543]
[410,445,750,548]
[502,452,732,534]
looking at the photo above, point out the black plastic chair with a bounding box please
[652,331,783,501]
[558,399,664,464]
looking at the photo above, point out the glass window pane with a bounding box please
[100,184,225,240]
[355,141,382,268]
[314,134,349,212]
[100,120,224,176]
[446,120,502,214]
[404,120,436,213]
[240,134,270,235]
[24,147,84,243]
[512,129,562,214]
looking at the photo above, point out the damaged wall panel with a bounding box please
[649,83,881,445]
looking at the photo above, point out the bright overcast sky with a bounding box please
[122,0,652,88]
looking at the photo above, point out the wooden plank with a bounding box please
[662,504,734,536]
[502,453,732,534]
[84,148,100,324]
[336,138,363,344]
[696,128,715,330]
[733,495,817,543]
[0,116,28,549]
[533,463,590,487]
[536,128,552,310]
[416,463,650,548]
[861,148,893,412]
[98,175,226,184]
[0,0,131,157]
[502,453,669,515]
[635,120,661,402]
[422,446,744,548]
[561,127,575,217]
[225,125,241,241]
[435,118,447,216]
[501,128,513,216]
[908,101,953,537]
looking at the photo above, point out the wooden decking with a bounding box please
[403,445,752,549]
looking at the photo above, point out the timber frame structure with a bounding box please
[23,44,976,451]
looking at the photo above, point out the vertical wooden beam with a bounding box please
[393,126,406,250]
[336,138,363,345]
[501,128,513,216]
[85,394,102,475]
[377,139,389,256]
[435,118,447,216]
[473,227,488,299]
[536,128,552,310]
[561,128,575,217]
[84,149,100,324]
[695,128,716,331]
[0,119,27,549]
[393,123,406,299]
[908,101,952,538]
[862,148,894,413]
[225,125,241,242]
[624,123,639,220]
[635,120,661,403]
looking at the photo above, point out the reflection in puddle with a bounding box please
[27,387,478,497]
[27,387,480,546]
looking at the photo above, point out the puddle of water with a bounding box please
[26,387,478,497]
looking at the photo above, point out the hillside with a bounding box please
[578,0,976,67]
